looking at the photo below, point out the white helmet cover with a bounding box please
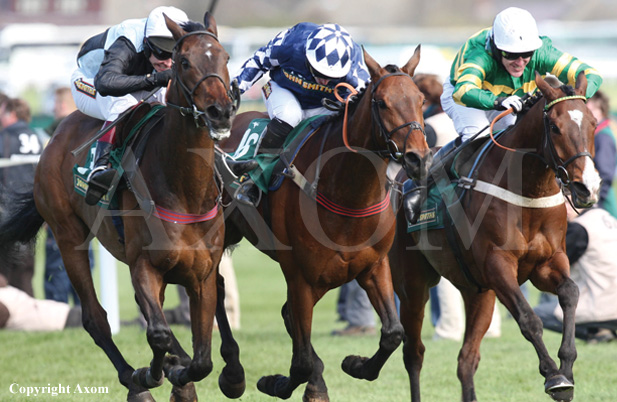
[145,6,189,52]
[492,7,543,53]
[306,24,354,79]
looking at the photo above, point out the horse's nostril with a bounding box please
[206,105,222,121]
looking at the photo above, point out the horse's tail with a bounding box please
[0,190,45,261]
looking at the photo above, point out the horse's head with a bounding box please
[165,12,238,140]
[363,46,432,181]
[536,72,600,208]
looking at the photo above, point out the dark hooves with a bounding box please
[341,355,374,380]
[132,368,165,389]
[257,374,292,399]
[302,390,330,402]
[219,372,246,399]
[127,390,156,402]
[545,374,574,402]
[170,383,198,402]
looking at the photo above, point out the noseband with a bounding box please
[369,71,425,161]
[540,95,589,186]
[166,30,241,131]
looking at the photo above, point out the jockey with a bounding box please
[403,6,603,224]
[232,22,370,205]
[71,6,254,206]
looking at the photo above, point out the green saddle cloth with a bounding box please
[406,179,458,233]
[72,105,164,209]
[231,115,323,192]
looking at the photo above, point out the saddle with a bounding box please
[72,103,165,210]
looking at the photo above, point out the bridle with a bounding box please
[165,30,241,132]
[489,94,590,187]
[337,71,425,164]
[540,95,590,186]
[369,71,425,162]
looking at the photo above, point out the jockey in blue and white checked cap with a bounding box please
[232,22,370,204]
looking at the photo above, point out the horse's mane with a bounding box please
[180,21,206,33]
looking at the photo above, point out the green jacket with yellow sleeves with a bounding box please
[449,28,603,109]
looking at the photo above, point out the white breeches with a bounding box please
[71,68,167,122]
[262,80,335,127]
[441,79,517,142]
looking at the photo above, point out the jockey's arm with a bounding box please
[94,37,162,97]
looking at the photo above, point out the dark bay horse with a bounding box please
[220,47,431,401]
[0,13,245,402]
[389,72,599,402]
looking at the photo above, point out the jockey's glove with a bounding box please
[495,95,523,113]
[149,69,173,87]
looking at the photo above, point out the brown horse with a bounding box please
[0,13,245,402]
[219,47,431,401]
[389,72,598,402]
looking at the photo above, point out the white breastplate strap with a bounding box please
[472,180,565,208]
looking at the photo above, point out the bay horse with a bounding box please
[219,47,431,401]
[389,72,599,402]
[0,13,245,402]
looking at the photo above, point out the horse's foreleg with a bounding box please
[166,275,216,388]
[215,271,246,399]
[342,258,404,381]
[489,255,567,400]
[457,290,497,402]
[58,232,152,401]
[257,281,316,400]
[280,302,328,402]
[398,283,430,402]
[130,260,171,390]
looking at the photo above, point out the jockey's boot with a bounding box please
[402,137,462,224]
[235,118,293,206]
[235,178,260,206]
[256,117,293,155]
[85,122,117,206]
[214,148,258,184]
[403,182,427,225]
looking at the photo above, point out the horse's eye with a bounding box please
[180,58,190,69]
[376,99,387,109]
[550,124,561,135]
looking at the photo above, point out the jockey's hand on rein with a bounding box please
[148,69,173,87]
[495,95,523,113]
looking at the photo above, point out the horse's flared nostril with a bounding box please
[570,181,595,208]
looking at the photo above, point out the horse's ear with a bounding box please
[363,47,382,78]
[574,71,588,97]
[164,14,185,41]
[535,72,558,99]
[401,44,421,77]
[204,11,218,37]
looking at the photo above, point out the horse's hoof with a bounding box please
[170,383,197,402]
[132,368,165,389]
[257,374,293,399]
[341,355,375,380]
[545,374,574,402]
[127,390,156,402]
[219,371,246,399]
[302,390,330,402]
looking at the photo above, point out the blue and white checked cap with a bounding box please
[306,24,353,78]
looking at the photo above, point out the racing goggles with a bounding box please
[309,65,332,81]
[144,38,172,60]
[500,50,534,60]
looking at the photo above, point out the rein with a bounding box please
[488,94,589,186]
[165,30,241,131]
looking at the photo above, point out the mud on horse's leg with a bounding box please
[341,261,404,381]
[165,277,217,388]
[279,303,328,402]
[215,272,246,399]
[257,285,316,400]
[131,264,171,390]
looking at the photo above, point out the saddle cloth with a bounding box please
[231,115,325,193]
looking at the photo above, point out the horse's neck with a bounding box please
[485,110,560,197]
[155,113,218,207]
[319,106,389,202]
